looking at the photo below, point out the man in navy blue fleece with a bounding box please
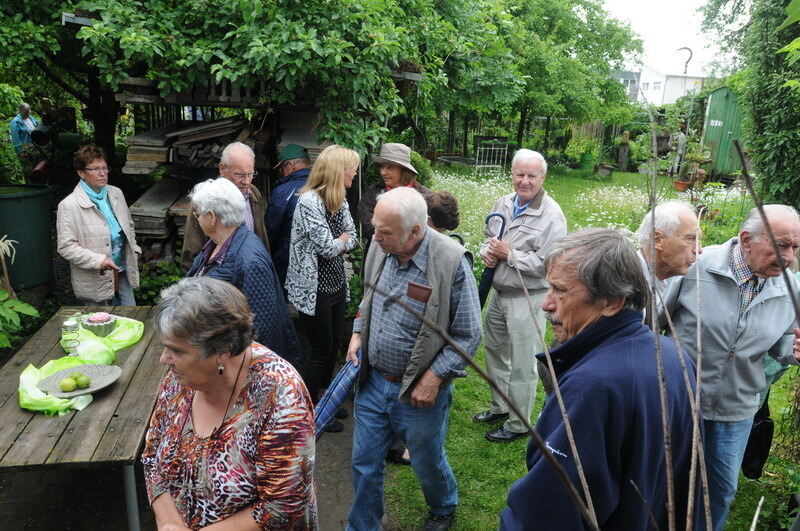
[500,228,700,530]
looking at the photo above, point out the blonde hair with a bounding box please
[301,145,360,212]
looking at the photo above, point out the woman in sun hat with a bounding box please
[357,143,430,250]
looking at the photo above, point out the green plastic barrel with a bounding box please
[578,153,595,170]
[0,185,53,290]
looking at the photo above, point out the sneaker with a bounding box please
[423,512,454,530]
[324,419,344,433]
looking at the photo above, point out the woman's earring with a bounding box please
[218,363,225,375]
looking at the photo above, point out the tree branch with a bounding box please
[32,58,89,105]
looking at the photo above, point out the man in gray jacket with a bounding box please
[663,204,800,531]
[474,149,567,442]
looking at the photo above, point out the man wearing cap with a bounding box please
[358,143,430,254]
[266,143,312,285]
[181,141,270,270]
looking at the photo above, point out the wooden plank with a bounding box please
[125,122,189,147]
[128,146,170,155]
[129,178,185,219]
[122,165,158,175]
[235,126,252,142]
[47,307,155,465]
[163,117,244,138]
[124,159,160,168]
[168,195,191,217]
[171,125,242,145]
[94,308,168,463]
[0,306,141,470]
[127,153,168,162]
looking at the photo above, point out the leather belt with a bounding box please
[377,370,402,383]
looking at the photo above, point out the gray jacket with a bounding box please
[479,189,566,293]
[662,237,800,421]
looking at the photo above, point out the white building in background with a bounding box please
[637,65,706,106]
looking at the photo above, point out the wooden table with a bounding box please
[0,305,166,530]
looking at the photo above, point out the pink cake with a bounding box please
[82,312,117,337]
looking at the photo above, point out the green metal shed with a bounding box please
[701,86,745,177]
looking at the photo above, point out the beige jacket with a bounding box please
[57,182,141,302]
[479,189,566,293]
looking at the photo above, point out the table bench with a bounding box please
[0,305,166,530]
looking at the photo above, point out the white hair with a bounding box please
[637,200,698,247]
[376,187,428,237]
[189,177,246,227]
[740,204,800,242]
[220,142,255,165]
[511,149,547,176]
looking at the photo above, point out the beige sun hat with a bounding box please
[372,143,417,175]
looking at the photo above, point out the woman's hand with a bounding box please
[337,232,350,245]
[99,257,120,271]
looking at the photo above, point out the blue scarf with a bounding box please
[80,180,126,270]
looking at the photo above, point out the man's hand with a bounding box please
[410,369,442,408]
[793,328,800,362]
[482,252,497,268]
[99,257,120,272]
[346,333,361,366]
[488,237,510,261]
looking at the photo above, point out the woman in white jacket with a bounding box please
[57,145,140,305]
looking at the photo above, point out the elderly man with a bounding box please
[181,142,269,270]
[663,204,800,531]
[500,228,698,530]
[265,143,311,286]
[9,103,38,153]
[345,187,481,531]
[474,149,566,442]
[636,200,702,310]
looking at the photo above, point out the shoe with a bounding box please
[324,419,344,433]
[485,427,530,443]
[334,407,349,419]
[423,512,454,530]
[472,410,509,424]
[386,449,411,466]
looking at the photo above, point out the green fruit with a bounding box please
[69,371,84,380]
[59,377,77,392]
[75,375,91,389]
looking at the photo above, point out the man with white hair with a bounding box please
[663,204,800,531]
[345,187,481,531]
[9,102,37,153]
[636,200,702,314]
[181,142,270,269]
[474,149,566,442]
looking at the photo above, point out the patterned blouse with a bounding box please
[141,343,318,529]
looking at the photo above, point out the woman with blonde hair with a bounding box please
[286,145,358,430]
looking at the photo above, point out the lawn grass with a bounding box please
[383,163,797,530]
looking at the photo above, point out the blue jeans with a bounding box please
[79,273,136,306]
[703,417,754,531]
[347,369,457,531]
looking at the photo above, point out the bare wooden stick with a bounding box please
[749,496,765,531]
[645,103,676,531]
[363,279,600,530]
[629,479,661,531]
[732,139,800,326]
[511,255,598,527]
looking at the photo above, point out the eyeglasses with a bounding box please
[84,166,109,174]
[222,164,257,179]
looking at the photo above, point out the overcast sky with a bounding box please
[602,0,722,76]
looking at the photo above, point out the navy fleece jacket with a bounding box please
[500,309,700,530]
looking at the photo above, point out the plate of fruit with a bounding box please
[36,364,123,398]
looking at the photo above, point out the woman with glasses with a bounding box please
[285,145,358,430]
[142,276,317,530]
[186,177,301,369]
[57,144,141,305]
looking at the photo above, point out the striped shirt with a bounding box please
[354,230,481,379]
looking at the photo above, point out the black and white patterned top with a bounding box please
[285,191,356,315]
[317,209,347,294]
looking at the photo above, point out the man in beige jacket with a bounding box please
[180,142,269,270]
[474,149,567,442]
